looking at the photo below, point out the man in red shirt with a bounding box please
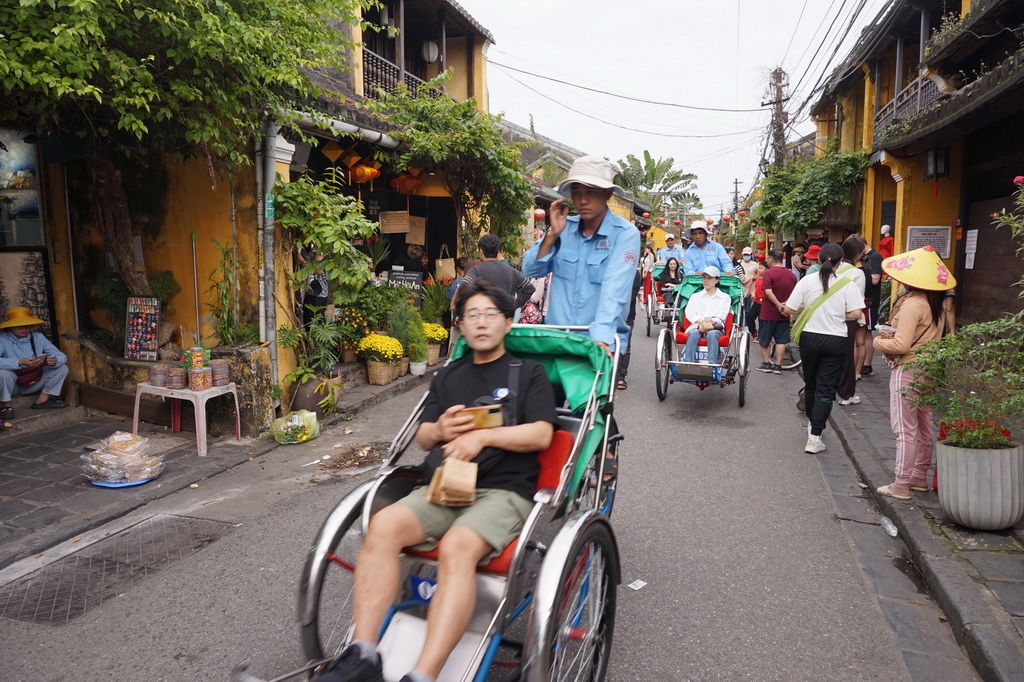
[757,249,798,373]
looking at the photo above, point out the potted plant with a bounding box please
[276,313,345,414]
[419,279,451,325]
[336,305,370,363]
[422,322,449,366]
[907,312,1024,530]
[407,342,428,376]
[387,302,415,378]
[357,333,403,385]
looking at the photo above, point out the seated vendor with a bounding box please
[0,307,69,424]
[682,266,731,364]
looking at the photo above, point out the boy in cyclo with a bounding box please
[317,280,557,682]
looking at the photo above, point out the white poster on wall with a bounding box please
[906,226,951,259]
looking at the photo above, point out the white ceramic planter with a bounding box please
[409,361,427,376]
[937,441,1024,531]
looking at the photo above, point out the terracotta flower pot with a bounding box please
[937,441,1024,530]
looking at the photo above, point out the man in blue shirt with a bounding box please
[683,221,735,276]
[658,234,683,263]
[0,307,69,422]
[523,155,639,360]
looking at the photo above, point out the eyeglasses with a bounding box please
[461,309,503,323]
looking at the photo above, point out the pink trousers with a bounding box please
[890,365,934,484]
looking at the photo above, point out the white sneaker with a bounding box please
[837,396,861,406]
[804,438,827,454]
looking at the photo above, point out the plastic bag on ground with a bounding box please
[82,431,164,483]
[100,431,151,457]
[271,409,321,444]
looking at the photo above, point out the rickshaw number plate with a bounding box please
[410,575,438,603]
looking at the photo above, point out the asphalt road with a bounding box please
[0,327,978,681]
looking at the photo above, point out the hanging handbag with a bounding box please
[434,244,456,281]
[519,299,544,324]
[14,335,43,387]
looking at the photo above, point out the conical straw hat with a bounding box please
[881,245,956,291]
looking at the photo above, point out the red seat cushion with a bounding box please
[675,312,734,347]
[403,429,574,574]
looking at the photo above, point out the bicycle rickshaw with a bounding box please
[644,262,681,337]
[234,326,622,682]
[654,274,751,406]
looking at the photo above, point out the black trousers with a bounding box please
[800,331,847,436]
[619,270,644,380]
[836,320,859,399]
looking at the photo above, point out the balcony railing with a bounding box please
[874,76,942,137]
[363,49,444,100]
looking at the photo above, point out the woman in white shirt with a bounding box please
[782,243,865,454]
[682,266,732,364]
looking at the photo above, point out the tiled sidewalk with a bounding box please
[825,360,1024,681]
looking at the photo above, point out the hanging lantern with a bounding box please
[672,218,681,226]
[390,174,425,191]
[738,210,747,217]
[755,228,765,235]
[642,212,650,218]
[658,216,665,224]
[349,164,381,183]
[757,239,767,250]
[706,219,714,225]
[722,215,731,222]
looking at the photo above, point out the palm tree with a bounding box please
[616,151,702,221]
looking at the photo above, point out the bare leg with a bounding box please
[863,330,875,369]
[352,504,427,643]
[413,526,492,678]
[773,342,786,366]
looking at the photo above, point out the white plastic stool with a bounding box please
[132,382,241,456]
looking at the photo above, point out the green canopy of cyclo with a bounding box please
[450,326,612,412]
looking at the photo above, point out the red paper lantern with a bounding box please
[390,174,425,191]
[642,212,650,218]
[658,217,665,224]
[738,210,747,217]
[672,219,681,226]
[722,215,730,221]
[756,239,767,250]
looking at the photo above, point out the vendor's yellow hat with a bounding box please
[0,307,45,329]
[882,245,956,291]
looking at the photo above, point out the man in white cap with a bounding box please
[681,266,731,364]
[658,234,683,264]
[523,155,640,364]
[683,221,734,276]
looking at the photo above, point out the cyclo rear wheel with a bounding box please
[655,327,670,401]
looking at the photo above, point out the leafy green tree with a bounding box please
[0,0,374,295]
[361,74,534,256]
[756,141,869,236]
[615,151,702,220]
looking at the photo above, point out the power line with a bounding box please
[488,60,767,114]
[493,66,765,139]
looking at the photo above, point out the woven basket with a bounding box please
[427,344,441,366]
[366,360,393,386]
[341,349,358,364]
[397,357,409,377]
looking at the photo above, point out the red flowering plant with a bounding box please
[907,314,1024,448]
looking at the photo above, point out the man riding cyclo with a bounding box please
[683,220,735,277]
[680,266,732,366]
[315,280,558,682]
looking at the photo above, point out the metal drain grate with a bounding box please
[0,514,236,625]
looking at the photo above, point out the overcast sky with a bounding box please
[455,0,891,217]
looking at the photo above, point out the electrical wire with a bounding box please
[492,66,766,139]
[487,60,767,114]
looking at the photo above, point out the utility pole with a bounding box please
[767,67,788,250]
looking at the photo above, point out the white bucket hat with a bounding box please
[557,155,626,198]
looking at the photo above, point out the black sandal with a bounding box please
[616,379,627,391]
[31,399,67,410]
[0,406,13,420]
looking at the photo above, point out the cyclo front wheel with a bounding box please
[539,520,619,681]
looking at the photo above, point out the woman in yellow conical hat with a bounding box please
[873,246,956,500]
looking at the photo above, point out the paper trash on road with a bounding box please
[627,580,647,591]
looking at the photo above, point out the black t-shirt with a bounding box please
[862,249,883,303]
[419,353,557,500]
[461,260,535,307]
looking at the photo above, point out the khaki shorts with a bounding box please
[396,486,535,563]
